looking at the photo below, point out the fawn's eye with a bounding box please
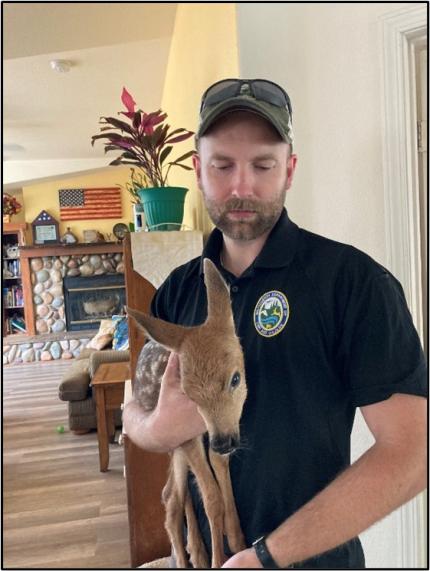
[230,371,241,390]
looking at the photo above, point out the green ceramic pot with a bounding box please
[136,187,188,231]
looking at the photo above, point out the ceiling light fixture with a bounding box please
[50,59,72,73]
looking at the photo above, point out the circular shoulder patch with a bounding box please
[253,290,289,337]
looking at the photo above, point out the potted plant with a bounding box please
[92,88,195,231]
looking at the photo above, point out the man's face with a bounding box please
[193,112,297,241]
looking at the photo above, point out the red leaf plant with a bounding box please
[91,87,195,188]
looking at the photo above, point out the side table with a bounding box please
[92,360,130,472]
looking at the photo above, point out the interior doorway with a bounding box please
[379,5,427,567]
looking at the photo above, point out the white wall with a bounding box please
[236,3,423,568]
[237,2,421,266]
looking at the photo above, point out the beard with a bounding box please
[202,187,287,241]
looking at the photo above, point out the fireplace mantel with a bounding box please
[20,242,123,259]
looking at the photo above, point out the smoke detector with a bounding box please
[50,59,73,73]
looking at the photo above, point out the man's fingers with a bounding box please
[166,352,179,372]
[163,352,180,385]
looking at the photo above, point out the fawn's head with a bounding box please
[128,258,247,455]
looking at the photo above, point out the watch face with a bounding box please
[35,225,57,242]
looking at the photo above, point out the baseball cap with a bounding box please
[196,78,294,145]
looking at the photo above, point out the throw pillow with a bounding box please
[112,314,129,351]
[86,319,115,350]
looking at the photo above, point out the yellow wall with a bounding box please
[22,168,135,244]
[18,4,239,242]
[161,3,239,235]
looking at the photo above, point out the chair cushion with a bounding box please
[58,359,91,401]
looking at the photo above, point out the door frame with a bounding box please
[379,5,427,568]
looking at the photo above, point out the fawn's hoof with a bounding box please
[189,549,209,569]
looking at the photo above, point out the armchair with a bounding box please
[59,347,130,433]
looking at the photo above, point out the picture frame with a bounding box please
[31,210,60,245]
[83,229,105,243]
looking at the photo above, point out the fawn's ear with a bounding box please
[126,307,187,352]
[203,258,233,325]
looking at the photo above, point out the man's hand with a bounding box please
[153,352,206,447]
[222,548,262,568]
[123,352,206,453]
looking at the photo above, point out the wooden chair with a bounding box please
[124,231,203,567]
[123,233,170,567]
[122,229,203,567]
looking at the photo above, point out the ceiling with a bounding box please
[3,3,178,187]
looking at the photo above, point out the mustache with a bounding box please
[223,198,261,211]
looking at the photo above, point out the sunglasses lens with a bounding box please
[201,79,292,115]
[202,80,240,109]
[252,81,291,112]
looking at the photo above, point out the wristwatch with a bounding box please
[252,535,280,569]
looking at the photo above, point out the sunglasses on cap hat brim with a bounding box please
[200,78,292,116]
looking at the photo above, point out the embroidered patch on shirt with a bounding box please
[253,290,290,337]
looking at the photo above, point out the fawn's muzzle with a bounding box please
[210,434,240,455]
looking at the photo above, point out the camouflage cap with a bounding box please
[196,81,294,145]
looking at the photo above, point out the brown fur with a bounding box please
[128,258,247,568]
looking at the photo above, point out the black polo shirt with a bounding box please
[150,209,427,569]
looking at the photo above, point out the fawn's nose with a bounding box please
[210,434,240,455]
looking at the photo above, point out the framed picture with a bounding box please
[83,229,105,243]
[31,210,60,245]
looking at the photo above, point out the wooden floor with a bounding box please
[3,360,131,569]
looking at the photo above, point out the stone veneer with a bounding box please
[3,251,124,365]
[3,337,92,366]
[31,252,124,334]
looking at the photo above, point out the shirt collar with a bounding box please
[199,208,299,276]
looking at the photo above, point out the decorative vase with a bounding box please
[3,214,11,224]
[133,203,146,232]
[136,187,188,231]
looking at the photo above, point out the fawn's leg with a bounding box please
[182,438,226,568]
[209,450,246,554]
[162,450,189,568]
[184,486,209,568]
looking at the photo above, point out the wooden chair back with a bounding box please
[123,233,170,567]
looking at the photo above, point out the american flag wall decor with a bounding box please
[58,188,122,220]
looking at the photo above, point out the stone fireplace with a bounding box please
[30,251,124,334]
[3,242,125,365]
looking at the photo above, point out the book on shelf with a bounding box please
[10,316,26,333]
[3,285,24,307]
[5,315,26,334]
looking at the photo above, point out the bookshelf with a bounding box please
[3,222,27,336]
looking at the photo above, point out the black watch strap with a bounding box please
[252,535,280,569]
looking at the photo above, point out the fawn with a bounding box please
[127,258,247,568]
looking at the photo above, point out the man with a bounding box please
[124,79,427,568]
